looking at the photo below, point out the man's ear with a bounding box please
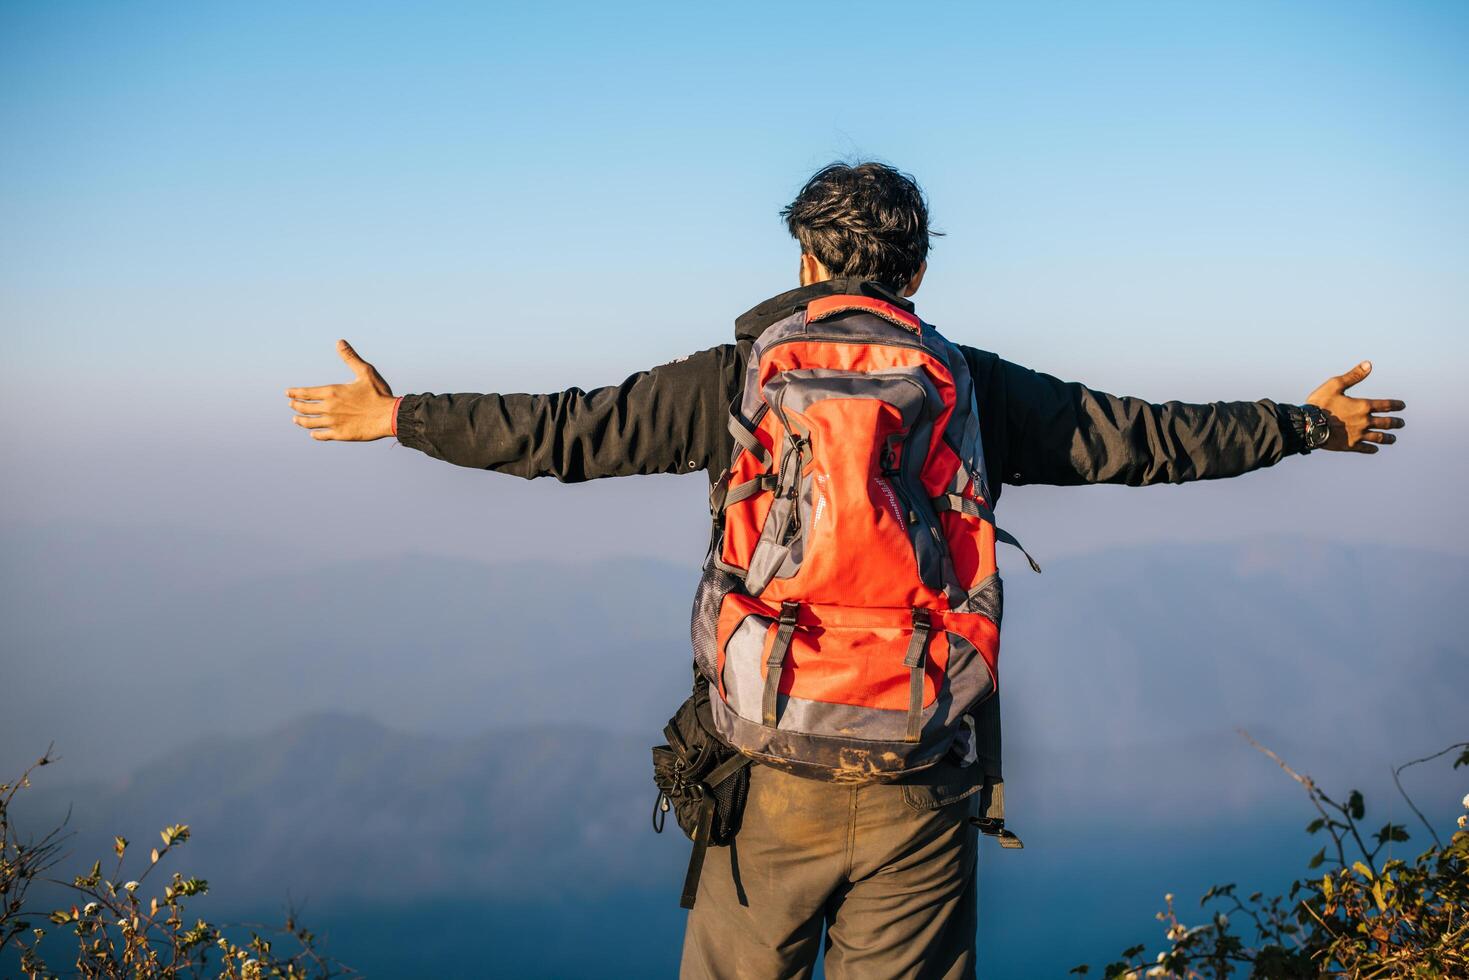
[902,261,927,298]
[800,253,831,286]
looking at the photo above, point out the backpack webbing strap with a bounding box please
[931,494,1043,574]
[703,750,753,790]
[722,474,778,509]
[904,609,932,742]
[971,817,1025,849]
[729,414,770,464]
[680,796,715,909]
[762,602,801,728]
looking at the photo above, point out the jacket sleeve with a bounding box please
[391,345,738,482]
[962,347,1305,487]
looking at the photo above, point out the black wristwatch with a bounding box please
[1293,404,1332,454]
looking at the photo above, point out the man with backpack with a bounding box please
[286,162,1405,979]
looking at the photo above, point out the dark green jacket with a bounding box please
[394,277,1305,490]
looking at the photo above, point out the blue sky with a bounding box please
[1,0,1465,566]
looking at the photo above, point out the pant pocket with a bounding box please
[901,781,982,812]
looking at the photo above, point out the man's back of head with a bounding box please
[782,161,937,296]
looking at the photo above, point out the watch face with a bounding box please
[1308,412,1331,447]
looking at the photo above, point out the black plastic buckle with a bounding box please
[778,601,800,626]
[708,469,730,516]
[911,608,932,630]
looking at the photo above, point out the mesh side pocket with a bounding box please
[690,547,740,684]
[707,758,749,844]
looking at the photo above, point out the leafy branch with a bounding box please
[1070,736,1469,979]
[2,749,359,979]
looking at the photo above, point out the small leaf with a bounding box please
[1348,790,1365,821]
[1352,860,1374,881]
[150,848,160,864]
[1308,848,1326,869]
[1306,818,1325,834]
[1379,823,1409,844]
[113,836,128,859]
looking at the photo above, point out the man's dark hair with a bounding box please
[781,162,937,291]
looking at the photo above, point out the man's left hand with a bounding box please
[1306,361,1406,454]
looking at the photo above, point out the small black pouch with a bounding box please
[651,672,751,909]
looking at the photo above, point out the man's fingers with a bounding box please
[293,415,331,429]
[1334,360,1372,391]
[1368,415,1404,430]
[289,399,330,414]
[1350,442,1379,454]
[1368,399,1406,412]
[1359,431,1396,445]
[337,338,372,380]
[285,385,336,400]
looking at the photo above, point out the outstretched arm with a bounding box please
[962,349,1405,488]
[286,339,738,482]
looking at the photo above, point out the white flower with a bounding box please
[1458,814,1466,829]
[1157,951,1168,963]
[1147,968,1168,978]
[123,881,139,892]
[82,902,98,915]
[1166,923,1187,941]
[1461,793,1469,809]
[1164,892,1174,903]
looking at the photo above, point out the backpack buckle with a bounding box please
[778,601,800,626]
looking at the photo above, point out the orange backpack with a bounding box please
[691,294,1037,782]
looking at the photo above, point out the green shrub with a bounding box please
[1072,736,1469,979]
[1,747,356,979]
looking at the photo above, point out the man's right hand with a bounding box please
[286,339,398,442]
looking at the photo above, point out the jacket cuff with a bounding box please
[393,394,430,451]
[1275,402,1307,457]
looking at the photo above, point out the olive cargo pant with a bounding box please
[680,761,981,979]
